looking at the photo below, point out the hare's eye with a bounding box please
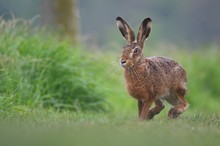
[133,47,138,54]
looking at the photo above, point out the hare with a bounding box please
[116,16,189,120]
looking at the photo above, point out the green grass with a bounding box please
[0,19,109,112]
[0,19,220,146]
[0,111,219,146]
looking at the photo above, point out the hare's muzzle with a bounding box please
[120,60,127,66]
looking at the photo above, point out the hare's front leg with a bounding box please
[138,100,144,117]
[147,99,165,120]
[139,100,153,120]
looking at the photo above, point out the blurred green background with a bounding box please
[0,1,220,146]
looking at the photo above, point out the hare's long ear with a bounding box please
[116,16,135,43]
[137,18,152,48]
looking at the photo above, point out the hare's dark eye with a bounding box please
[133,47,138,54]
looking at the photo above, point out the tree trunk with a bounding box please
[41,0,77,40]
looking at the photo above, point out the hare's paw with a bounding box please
[168,107,181,119]
[146,109,155,120]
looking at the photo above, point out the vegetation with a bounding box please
[1,19,220,113]
[0,111,220,146]
[0,19,220,146]
[0,19,108,112]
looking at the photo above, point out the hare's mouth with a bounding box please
[120,60,127,66]
[120,59,133,69]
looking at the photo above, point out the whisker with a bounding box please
[110,61,119,65]
[108,61,122,77]
[109,66,120,75]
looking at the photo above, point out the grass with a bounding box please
[0,19,109,112]
[0,19,220,146]
[0,110,220,146]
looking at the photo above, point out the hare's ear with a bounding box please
[137,18,152,47]
[116,16,135,43]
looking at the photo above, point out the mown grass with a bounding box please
[0,110,219,146]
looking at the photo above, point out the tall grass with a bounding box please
[0,19,108,112]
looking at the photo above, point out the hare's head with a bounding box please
[116,17,152,69]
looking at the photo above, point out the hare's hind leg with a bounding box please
[147,99,165,120]
[168,87,189,119]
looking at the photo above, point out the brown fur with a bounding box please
[116,16,189,120]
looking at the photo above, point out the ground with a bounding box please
[0,110,219,146]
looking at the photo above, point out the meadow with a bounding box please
[0,19,220,146]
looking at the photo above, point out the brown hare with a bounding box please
[116,16,189,120]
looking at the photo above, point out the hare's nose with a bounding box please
[120,60,127,66]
